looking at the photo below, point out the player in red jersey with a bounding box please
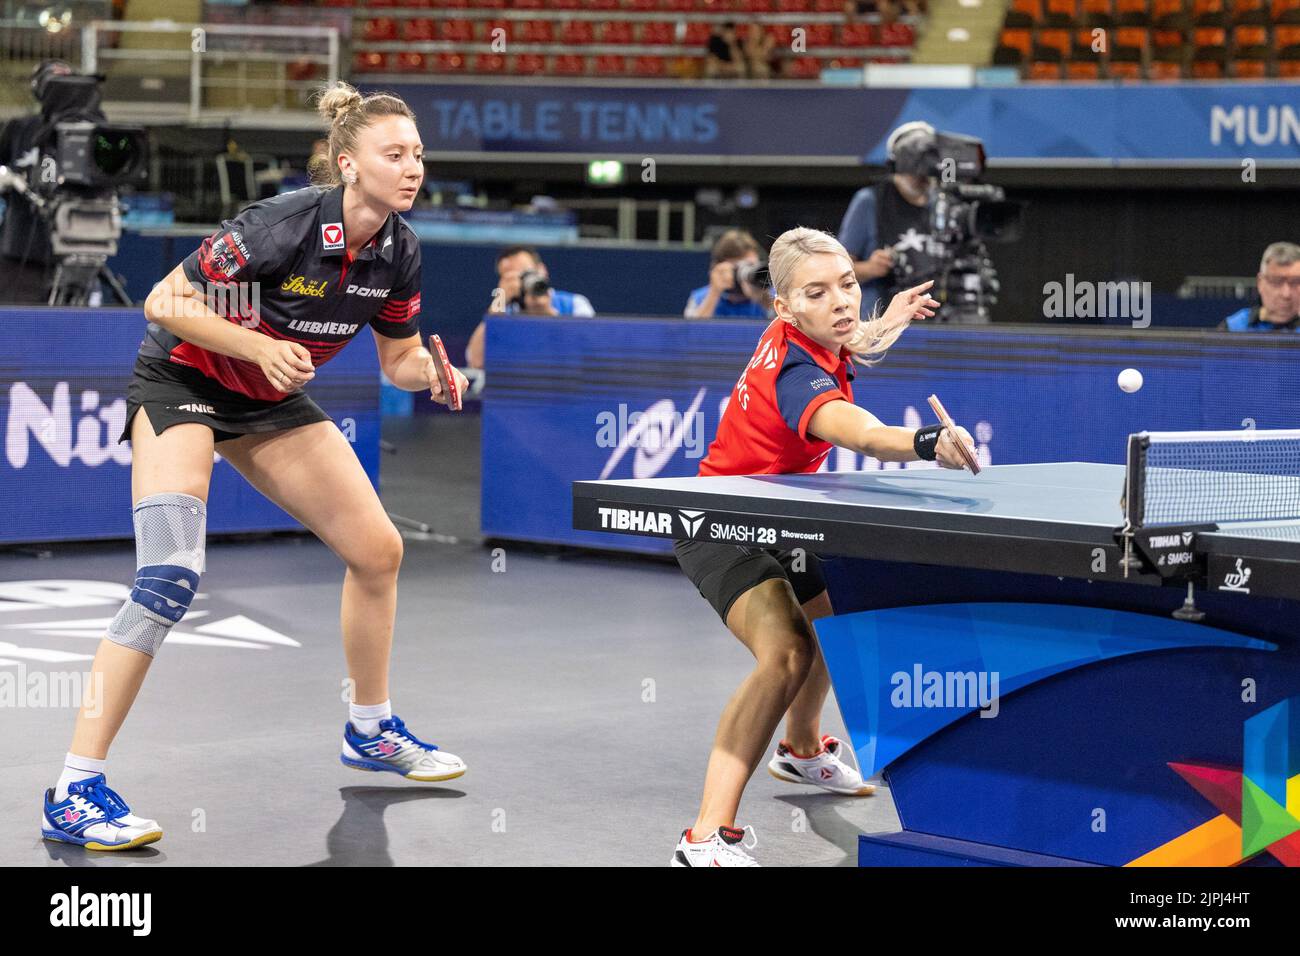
[40,82,470,852]
[671,227,975,866]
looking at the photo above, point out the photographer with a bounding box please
[685,229,773,319]
[1219,242,1300,333]
[0,60,72,305]
[465,245,594,369]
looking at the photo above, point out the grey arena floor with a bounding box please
[0,416,897,867]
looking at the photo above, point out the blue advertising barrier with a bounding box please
[480,315,1300,552]
[372,82,1300,164]
[0,308,381,544]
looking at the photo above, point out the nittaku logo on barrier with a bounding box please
[49,886,151,936]
[5,383,131,469]
[890,664,1000,718]
[596,507,672,534]
[597,388,707,479]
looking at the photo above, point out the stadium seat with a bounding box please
[1152,27,1186,49]
[1082,0,1115,28]
[1147,59,1185,77]
[640,22,676,45]
[879,22,916,45]
[627,0,658,9]
[1027,59,1065,78]
[1231,23,1268,57]
[805,24,836,46]
[1230,0,1268,25]
[741,0,776,11]
[1232,57,1267,76]
[994,27,1033,64]
[1191,0,1228,27]
[1278,59,1300,76]
[433,52,466,73]
[841,23,878,46]
[484,19,512,42]
[766,24,796,46]
[561,22,595,45]
[598,21,635,44]
[1066,59,1102,77]
[440,20,474,41]
[684,22,713,44]
[395,52,427,73]
[362,18,398,42]
[786,57,823,78]
[1276,24,1300,54]
[1006,0,1043,27]
[519,20,554,43]
[594,55,627,74]
[401,19,436,42]
[1035,27,1073,57]
[1275,0,1300,24]
[512,0,545,8]
[631,55,668,76]
[777,0,813,11]
[320,0,355,7]
[1108,59,1144,76]
[552,54,587,75]
[511,54,547,74]
[815,0,846,9]
[1115,0,1152,27]
[1071,28,1104,63]
[353,51,389,73]
[1152,0,1189,29]
[1110,24,1149,60]
[1044,0,1079,28]
[549,0,582,8]
[473,53,507,73]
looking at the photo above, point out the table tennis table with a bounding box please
[573,461,1300,867]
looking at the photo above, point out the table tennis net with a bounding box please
[1129,429,1300,526]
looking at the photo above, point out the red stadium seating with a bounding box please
[1028,59,1065,78]
[511,54,547,75]
[362,18,398,42]
[1044,0,1078,27]
[786,57,822,78]
[395,52,427,73]
[599,21,635,44]
[439,20,474,42]
[552,54,587,75]
[353,51,388,73]
[640,22,676,45]
[804,24,835,46]
[777,0,813,10]
[594,55,627,74]
[683,22,713,44]
[519,20,554,43]
[432,52,466,73]
[841,23,877,46]
[1147,59,1185,77]
[561,21,595,45]
[879,23,916,45]
[1108,59,1144,77]
[631,55,668,76]
[401,19,435,42]
[473,53,507,73]
[483,19,512,42]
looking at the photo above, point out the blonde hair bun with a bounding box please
[317,82,363,126]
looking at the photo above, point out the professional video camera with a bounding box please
[0,63,147,306]
[512,268,551,308]
[890,128,1025,323]
[732,259,768,297]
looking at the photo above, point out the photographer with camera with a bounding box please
[685,229,773,319]
[839,121,1021,325]
[465,245,595,369]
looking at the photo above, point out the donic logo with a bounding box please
[678,510,705,537]
[1130,696,1300,866]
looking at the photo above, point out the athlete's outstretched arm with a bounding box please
[807,398,973,469]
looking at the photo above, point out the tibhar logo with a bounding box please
[598,389,707,479]
[890,664,1001,718]
[49,886,151,936]
[5,383,131,469]
[678,510,705,537]
[596,507,673,534]
[1219,558,1252,594]
[1148,533,1193,549]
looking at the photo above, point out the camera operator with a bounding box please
[838,121,1020,324]
[0,60,73,305]
[465,245,595,369]
[685,228,773,319]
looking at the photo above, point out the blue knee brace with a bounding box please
[106,493,207,657]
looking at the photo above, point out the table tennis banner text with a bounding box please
[378,81,1300,163]
[482,315,1300,553]
[0,308,382,544]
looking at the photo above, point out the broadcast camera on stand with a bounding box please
[0,63,147,306]
[890,128,1025,324]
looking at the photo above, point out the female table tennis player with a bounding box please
[671,227,976,866]
[40,82,470,851]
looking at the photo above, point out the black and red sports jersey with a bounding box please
[699,319,857,477]
[139,184,422,401]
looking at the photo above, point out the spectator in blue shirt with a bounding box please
[1220,242,1300,333]
[467,245,594,368]
[685,229,773,319]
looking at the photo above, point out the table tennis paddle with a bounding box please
[428,334,462,412]
[927,394,981,474]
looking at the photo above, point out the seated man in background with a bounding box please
[685,228,773,320]
[466,245,594,369]
[704,22,745,79]
[1220,242,1300,333]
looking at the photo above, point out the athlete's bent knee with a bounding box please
[106,492,207,657]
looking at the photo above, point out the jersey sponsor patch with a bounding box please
[207,231,248,279]
[321,222,344,251]
[280,274,328,297]
[345,283,391,298]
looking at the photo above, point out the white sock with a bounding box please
[55,753,105,802]
[349,699,392,737]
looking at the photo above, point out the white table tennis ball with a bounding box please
[1118,368,1143,393]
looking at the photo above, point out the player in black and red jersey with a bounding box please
[40,82,469,851]
[671,227,976,866]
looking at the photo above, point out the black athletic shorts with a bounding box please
[118,355,331,445]
[673,537,827,624]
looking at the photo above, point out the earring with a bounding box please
[343,171,357,185]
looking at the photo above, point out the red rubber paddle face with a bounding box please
[428,334,461,411]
